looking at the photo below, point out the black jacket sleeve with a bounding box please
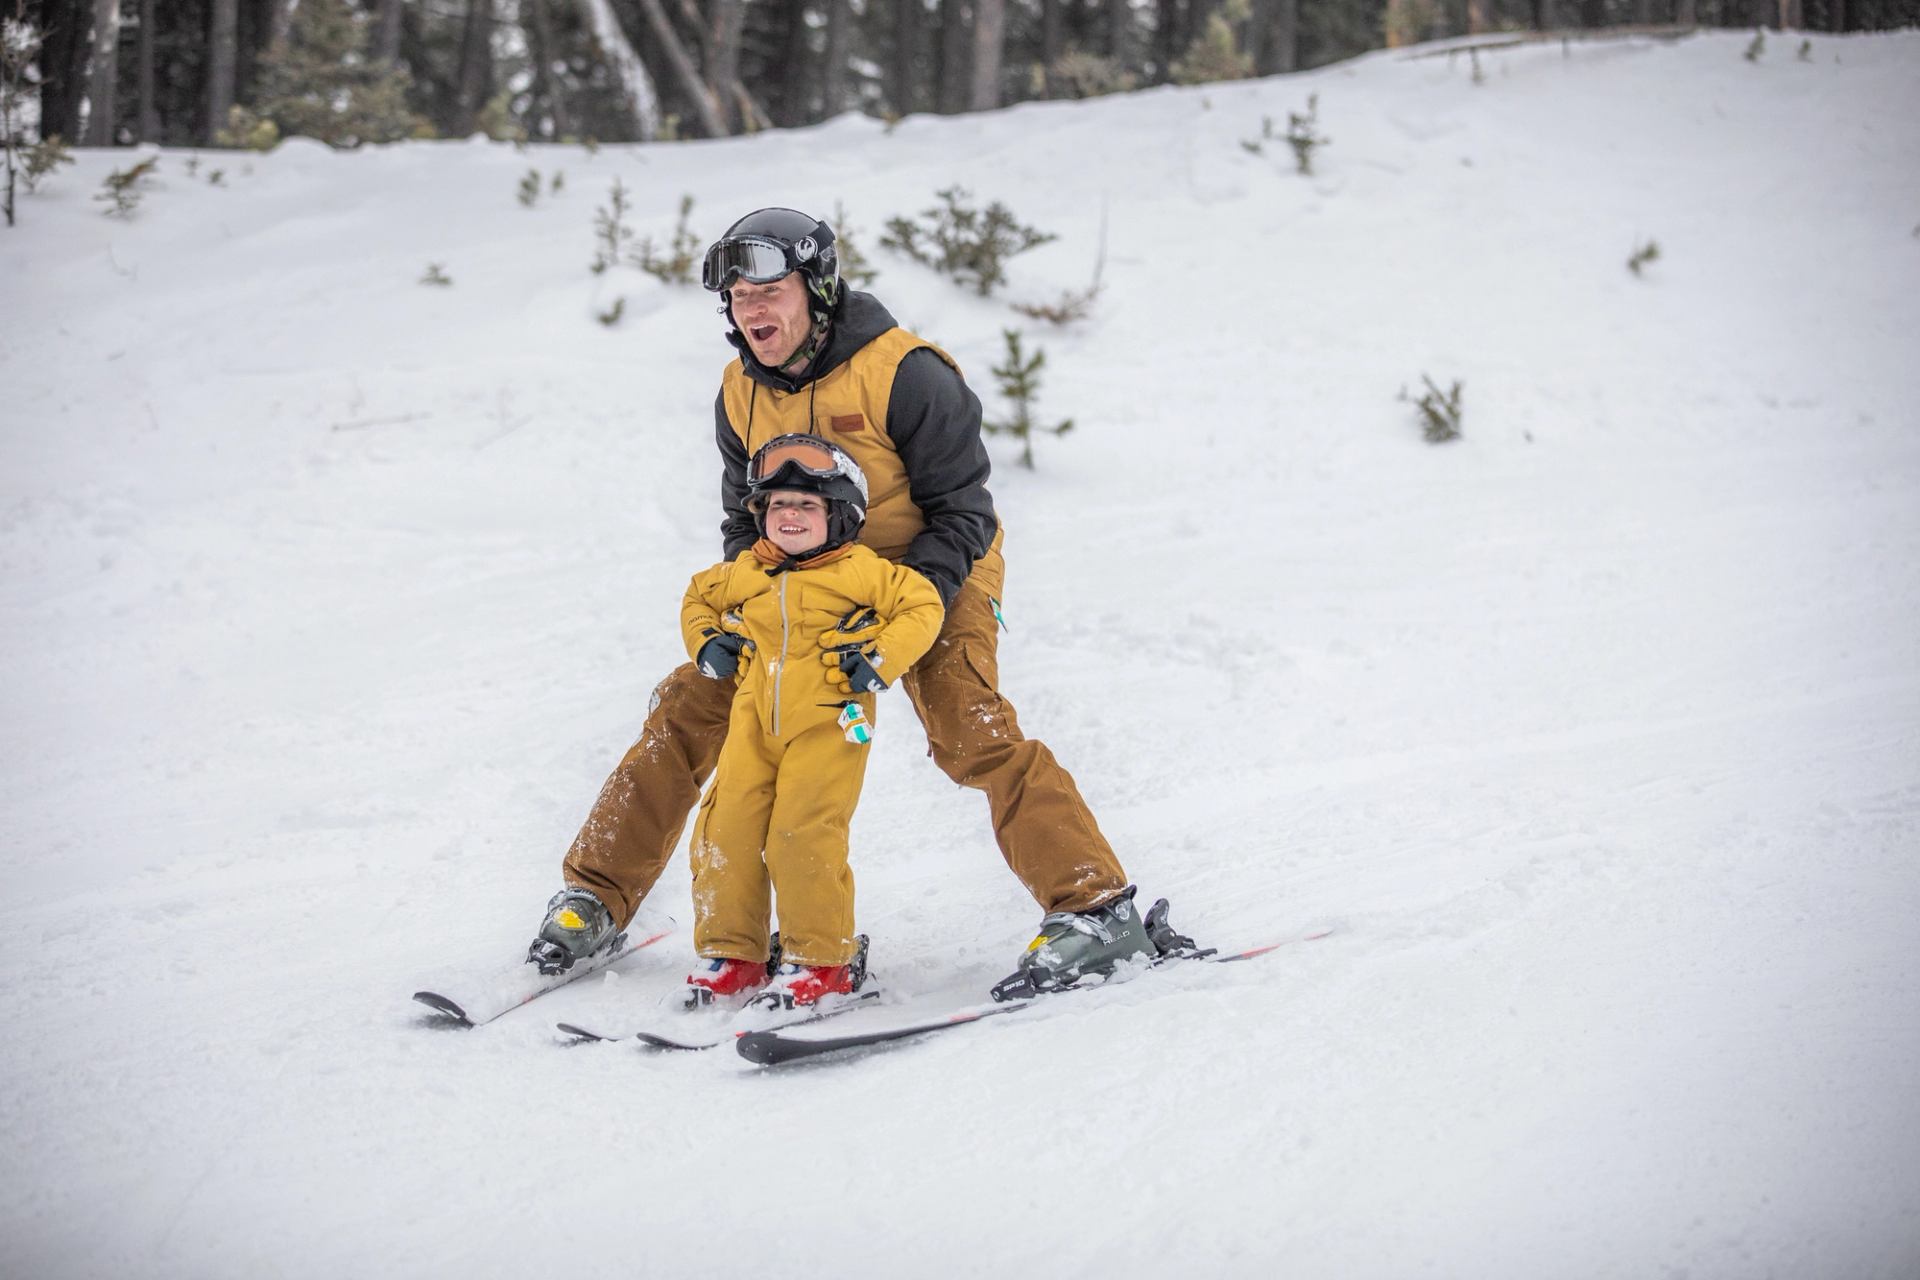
[717,388,757,558]
[888,347,1000,607]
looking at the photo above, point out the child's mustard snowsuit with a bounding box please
[681,540,944,966]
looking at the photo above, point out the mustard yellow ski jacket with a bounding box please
[681,546,945,740]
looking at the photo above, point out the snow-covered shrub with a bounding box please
[1403,375,1464,444]
[1029,51,1140,101]
[1173,8,1253,85]
[420,262,453,286]
[882,187,1056,298]
[1627,239,1661,276]
[518,170,542,208]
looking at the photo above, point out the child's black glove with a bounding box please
[832,646,887,694]
[696,629,746,679]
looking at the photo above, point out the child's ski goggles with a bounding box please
[747,435,869,502]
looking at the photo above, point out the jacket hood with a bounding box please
[726,290,898,394]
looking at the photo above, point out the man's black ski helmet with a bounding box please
[702,207,841,319]
[746,434,868,554]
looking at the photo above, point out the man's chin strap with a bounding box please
[777,312,833,375]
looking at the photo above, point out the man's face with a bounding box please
[727,272,813,368]
[761,490,828,557]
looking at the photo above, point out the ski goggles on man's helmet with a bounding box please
[746,434,869,504]
[701,227,834,292]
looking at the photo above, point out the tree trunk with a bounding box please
[1675,0,1695,25]
[821,0,850,119]
[374,0,404,63]
[206,0,236,142]
[135,0,157,140]
[705,0,745,132]
[526,0,570,139]
[454,0,495,134]
[635,0,726,136]
[1254,0,1298,73]
[890,0,923,116]
[777,1,811,126]
[84,0,119,145]
[968,0,1002,110]
[1039,0,1063,96]
[937,0,968,114]
[267,0,295,50]
[571,0,660,139]
[1468,0,1496,33]
[1153,0,1177,83]
[1107,0,1132,63]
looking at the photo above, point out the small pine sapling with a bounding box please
[592,177,634,274]
[1287,96,1329,176]
[833,202,879,288]
[881,187,1057,297]
[95,157,159,217]
[550,171,565,195]
[21,136,75,193]
[518,169,541,207]
[1797,39,1812,61]
[1240,116,1275,155]
[2,9,41,226]
[207,168,226,186]
[630,193,700,285]
[1745,31,1765,62]
[597,297,626,327]
[1627,239,1661,276]
[1013,205,1107,327]
[420,262,452,286]
[985,329,1074,469]
[1401,375,1464,444]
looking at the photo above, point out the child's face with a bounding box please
[763,490,829,556]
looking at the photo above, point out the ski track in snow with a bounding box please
[3,31,1919,1280]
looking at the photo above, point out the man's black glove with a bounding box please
[696,629,746,679]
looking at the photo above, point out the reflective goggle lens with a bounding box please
[749,438,843,482]
[702,238,793,291]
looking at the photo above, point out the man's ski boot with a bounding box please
[991,886,1198,1002]
[526,887,623,975]
[754,935,870,1011]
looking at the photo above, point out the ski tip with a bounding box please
[555,1022,608,1042]
[412,992,473,1026]
[734,1030,783,1066]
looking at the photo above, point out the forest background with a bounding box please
[11,0,1920,158]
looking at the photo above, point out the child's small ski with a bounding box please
[412,914,675,1028]
[560,986,883,1050]
[735,929,1333,1067]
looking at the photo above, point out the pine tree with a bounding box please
[985,329,1073,469]
[249,0,417,148]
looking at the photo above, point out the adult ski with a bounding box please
[735,929,1333,1067]
[413,915,675,1028]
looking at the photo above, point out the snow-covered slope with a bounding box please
[3,30,1917,1279]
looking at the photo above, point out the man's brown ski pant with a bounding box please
[560,547,1128,928]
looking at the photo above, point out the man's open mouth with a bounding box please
[750,324,778,342]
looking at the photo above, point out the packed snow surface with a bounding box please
[3,30,1918,1280]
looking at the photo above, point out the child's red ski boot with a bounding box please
[683,957,771,1009]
